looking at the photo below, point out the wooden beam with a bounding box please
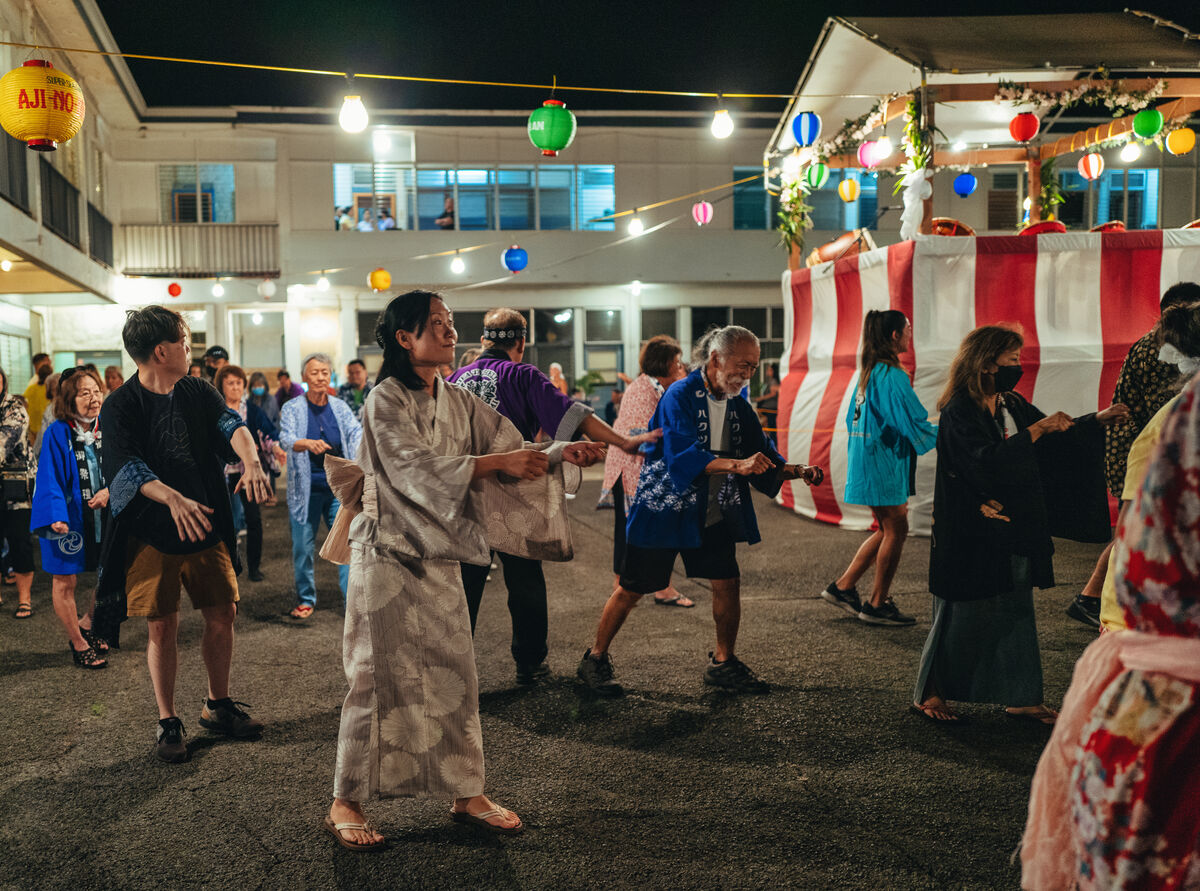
[823,147,1027,168]
[927,78,1200,102]
[1039,95,1200,159]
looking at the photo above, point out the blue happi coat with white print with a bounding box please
[625,368,785,550]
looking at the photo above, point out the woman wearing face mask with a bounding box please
[214,365,285,581]
[247,371,283,502]
[912,325,1128,724]
[31,367,110,668]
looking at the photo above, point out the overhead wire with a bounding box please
[0,39,890,103]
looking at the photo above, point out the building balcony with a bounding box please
[121,223,279,277]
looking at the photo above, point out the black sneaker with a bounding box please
[1066,595,1101,629]
[576,648,623,697]
[703,653,770,694]
[515,662,551,685]
[248,568,264,582]
[820,582,862,615]
[156,717,189,763]
[199,698,264,739]
[857,599,917,626]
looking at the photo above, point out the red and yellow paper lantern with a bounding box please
[0,60,86,152]
[1009,112,1039,143]
[1077,152,1104,181]
[367,267,391,291]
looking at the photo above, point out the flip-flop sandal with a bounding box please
[322,816,387,852]
[13,603,32,619]
[653,595,695,608]
[289,605,314,620]
[1006,707,1057,725]
[909,702,966,724]
[450,807,524,836]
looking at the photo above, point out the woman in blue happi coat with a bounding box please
[822,310,937,627]
[31,366,110,669]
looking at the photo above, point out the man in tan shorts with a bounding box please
[95,306,271,763]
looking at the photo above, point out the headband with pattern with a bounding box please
[483,327,527,341]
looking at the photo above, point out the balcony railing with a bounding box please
[121,223,279,277]
[0,132,28,212]
[88,203,114,268]
[40,159,79,246]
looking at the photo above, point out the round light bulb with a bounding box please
[339,95,369,133]
[711,109,734,139]
[875,136,894,157]
[1120,141,1142,162]
[628,216,645,237]
[450,256,466,275]
[0,260,11,272]
[211,283,225,297]
[251,312,263,326]
[631,280,643,297]
[316,275,330,291]
[952,141,967,152]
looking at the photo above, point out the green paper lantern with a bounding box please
[804,162,830,190]
[1132,108,1164,140]
[527,99,577,157]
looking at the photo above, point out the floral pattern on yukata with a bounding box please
[0,394,34,508]
[1104,331,1180,497]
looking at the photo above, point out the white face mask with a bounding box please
[1159,343,1200,376]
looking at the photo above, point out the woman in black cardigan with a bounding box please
[913,325,1127,724]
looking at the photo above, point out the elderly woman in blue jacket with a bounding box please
[278,353,362,619]
[821,310,937,627]
[31,367,110,669]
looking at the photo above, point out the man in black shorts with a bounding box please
[95,306,271,762]
[578,324,822,696]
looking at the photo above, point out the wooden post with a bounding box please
[1027,149,1043,224]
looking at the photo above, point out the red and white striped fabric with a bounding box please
[775,229,1200,534]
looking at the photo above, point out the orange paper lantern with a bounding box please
[0,60,86,152]
[367,267,391,291]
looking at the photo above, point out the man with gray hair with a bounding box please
[578,325,823,696]
[278,353,362,619]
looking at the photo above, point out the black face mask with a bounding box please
[991,364,1024,393]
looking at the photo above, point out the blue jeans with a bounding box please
[290,487,349,607]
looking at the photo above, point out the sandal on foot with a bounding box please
[79,626,109,654]
[14,603,31,619]
[910,702,965,724]
[450,806,524,836]
[322,816,387,852]
[1006,705,1057,725]
[653,594,695,608]
[70,644,107,670]
[289,605,314,620]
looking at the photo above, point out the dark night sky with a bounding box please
[94,1,1200,114]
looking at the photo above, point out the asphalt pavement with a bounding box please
[0,473,1106,890]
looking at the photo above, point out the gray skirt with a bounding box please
[913,555,1044,708]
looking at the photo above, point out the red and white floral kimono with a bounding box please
[1022,375,1200,890]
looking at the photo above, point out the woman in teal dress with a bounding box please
[821,310,937,626]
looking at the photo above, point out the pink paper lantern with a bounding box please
[1077,152,1104,181]
[857,140,880,169]
[691,200,714,226]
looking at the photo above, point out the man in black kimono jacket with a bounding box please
[95,306,271,763]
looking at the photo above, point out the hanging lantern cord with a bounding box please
[551,74,556,98]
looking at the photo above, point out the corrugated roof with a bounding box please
[842,13,1200,73]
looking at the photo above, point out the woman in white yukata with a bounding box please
[324,290,604,851]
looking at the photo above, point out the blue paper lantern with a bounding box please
[953,172,978,198]
[791,111,821,147]
[501,245,528,274]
